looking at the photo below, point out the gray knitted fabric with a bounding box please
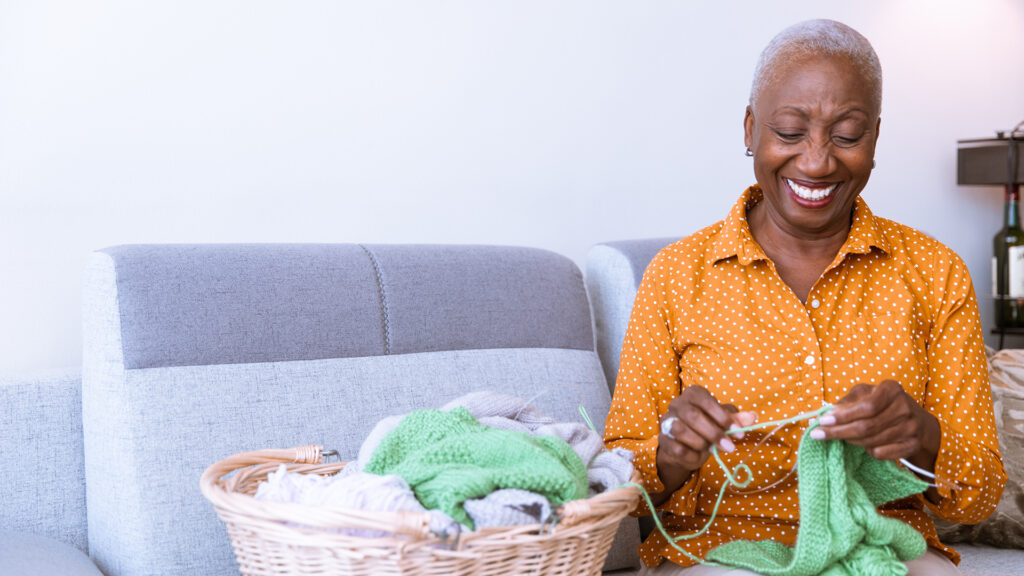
[588,447,636,493]
[446,391,558,427]
[464,489,552,528]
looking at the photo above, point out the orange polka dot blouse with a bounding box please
[604,186,1006,568]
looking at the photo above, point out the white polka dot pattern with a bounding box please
[603,186,1007,569]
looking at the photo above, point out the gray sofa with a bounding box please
[2,241,1021,575]
[2,243,641,576]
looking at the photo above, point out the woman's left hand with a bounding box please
[812,380,941,475]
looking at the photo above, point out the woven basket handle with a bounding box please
[554,498,594,529]
[226,444,323,467]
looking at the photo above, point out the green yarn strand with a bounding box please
[726,404,834,436]
[579,405,597,433]
[620,404,836,569]
[626,481,728,568]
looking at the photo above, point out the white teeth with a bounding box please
[786,178,837,201]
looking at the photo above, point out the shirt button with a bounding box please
[810,299,821,309]
[804,355,815,365]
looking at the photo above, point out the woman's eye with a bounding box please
[833,135,862,146]
[775,131,802,141]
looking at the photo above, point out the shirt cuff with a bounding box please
[656,468,703,518]
[628,435,664,493]
[926,421,1004,523]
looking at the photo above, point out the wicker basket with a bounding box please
[200,445,642,576]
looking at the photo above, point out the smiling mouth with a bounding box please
[785,178,838,202]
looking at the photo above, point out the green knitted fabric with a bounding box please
[705,426,929,576]
[364,407,589,529]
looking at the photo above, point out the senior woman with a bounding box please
[604,19,1006,576]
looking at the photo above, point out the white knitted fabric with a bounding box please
[254,464,458,537]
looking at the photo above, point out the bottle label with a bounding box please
[994,256,998,297]
[1010,246,1024,297]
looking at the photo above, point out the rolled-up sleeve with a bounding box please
[925,254,1006,523]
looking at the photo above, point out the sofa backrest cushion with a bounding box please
[585,238,680,391]
[104,244,594,369]
[0,370,88,552]
[82,243,636,576]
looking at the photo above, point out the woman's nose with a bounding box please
[796,142,835,177]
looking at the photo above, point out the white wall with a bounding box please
[2,1,1023,373]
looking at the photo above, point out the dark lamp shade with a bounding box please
[958,137,1024,185]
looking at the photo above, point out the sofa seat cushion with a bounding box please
[0,530,102,576]
[956,543,1024,576]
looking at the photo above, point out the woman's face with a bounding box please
[744,55,880,239]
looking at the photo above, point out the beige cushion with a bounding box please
[934,348,1024,548]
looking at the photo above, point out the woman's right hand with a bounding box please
[654,386,757,503]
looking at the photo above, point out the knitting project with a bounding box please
[356,391,635,496]
[704,424,929,576]
[364,406,589,529]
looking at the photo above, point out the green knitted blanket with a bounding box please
[364,407,588,529]
[705,426,929,576]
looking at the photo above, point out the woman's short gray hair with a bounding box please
[750,19,882,113]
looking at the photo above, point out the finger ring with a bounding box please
[661,416,679,436]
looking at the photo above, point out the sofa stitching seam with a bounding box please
[359,244,392,355]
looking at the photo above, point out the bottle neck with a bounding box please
[1006,184,1021,229]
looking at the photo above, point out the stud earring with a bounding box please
[745,147,753,157]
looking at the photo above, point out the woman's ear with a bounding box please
[744,105,754,148]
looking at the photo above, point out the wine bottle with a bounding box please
[994,183,1024,327]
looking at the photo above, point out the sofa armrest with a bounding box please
[0,369,88,552]
[586,238,679,392]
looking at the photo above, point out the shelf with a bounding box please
[991,328,1024,335]
[991,327,1024,349]
[958,137,1024,186]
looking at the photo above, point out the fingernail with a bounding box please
[720,437,736,452]
[819,415,836,426]
[810,429,826,440]
[729,423,744,440]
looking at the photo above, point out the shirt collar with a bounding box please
[842,197,891,257]
[710,185,890,266]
